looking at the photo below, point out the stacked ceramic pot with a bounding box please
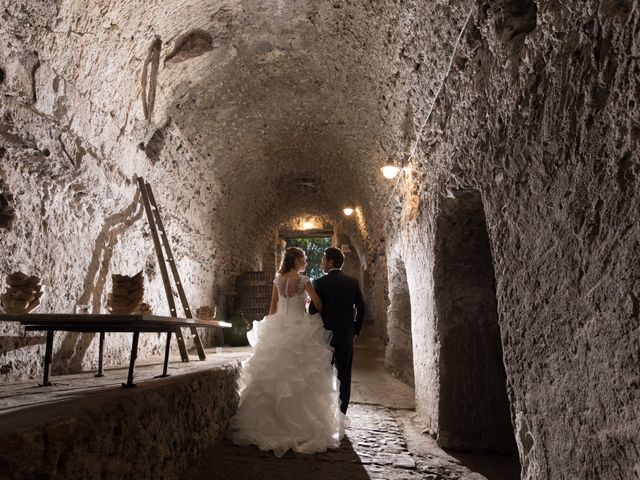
[1,272,43,314]
[135,302,152,315]
[196,305,215,321]
[108,271,144,314]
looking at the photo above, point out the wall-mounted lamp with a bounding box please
[302,221,315,230]
[381,158,400,179]
[342,207,354,216]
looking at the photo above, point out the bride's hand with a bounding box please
[304,281,323,313]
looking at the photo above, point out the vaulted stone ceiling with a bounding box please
[5,0,473,305]
[150,0,423,250]
[17,0,437,249]
[3,0,476,259]
[161,0,397,249]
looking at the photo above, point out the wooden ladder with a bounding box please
[137,176,206,363]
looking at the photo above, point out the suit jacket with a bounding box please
[309,270,365,344]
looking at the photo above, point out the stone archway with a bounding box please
[384,258,414,386]
[434,190,518,455]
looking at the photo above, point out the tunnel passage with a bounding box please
[434,190,517,455]
[384,258,414,387]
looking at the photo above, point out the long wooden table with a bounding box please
[0,314,231,388]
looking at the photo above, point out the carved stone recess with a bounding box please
[0,177,15,230]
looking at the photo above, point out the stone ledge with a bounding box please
[0,350,248,480]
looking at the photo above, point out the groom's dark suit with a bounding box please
[309,269,365,414]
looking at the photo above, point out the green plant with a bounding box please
[224,309,250,346]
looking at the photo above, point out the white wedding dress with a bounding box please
[226,274,344,457]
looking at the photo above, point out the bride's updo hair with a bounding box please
[278,247,305,274]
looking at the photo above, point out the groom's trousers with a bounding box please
[332,342,353,414]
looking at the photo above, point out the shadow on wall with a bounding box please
[52,191,144,373]
[384,257,414,387]
[0,336,46,361]
[434,190,519,459]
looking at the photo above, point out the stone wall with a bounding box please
[0,365,239,479]
[0,2,235,381]
[0,98,222,381]
[384,1,639,478]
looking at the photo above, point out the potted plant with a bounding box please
[224,309,251,346]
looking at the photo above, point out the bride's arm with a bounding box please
[268,285,278,315]
[304,282,323,313]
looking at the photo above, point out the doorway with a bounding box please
[384,258,414,386]
[284,235,332,280]
[434,190,518,458]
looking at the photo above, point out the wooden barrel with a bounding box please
[236,272,272,321]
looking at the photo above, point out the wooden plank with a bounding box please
[5,313,230,329]
[19,322,230,331]
[5,314,231,334]
[2,313,176,322]
[5,314,231,389]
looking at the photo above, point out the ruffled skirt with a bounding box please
[227,310,344,457]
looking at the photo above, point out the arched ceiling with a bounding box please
[150,0,417,248]
[5,0,457,260]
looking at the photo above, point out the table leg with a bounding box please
[95,332,105,377]
[156,330,172,378]
[122,332,139,388]
[39,330,54,387]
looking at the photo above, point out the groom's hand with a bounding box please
[353,334,358,343]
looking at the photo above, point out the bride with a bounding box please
[226,247,344,457]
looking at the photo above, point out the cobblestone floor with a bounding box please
[182,336,521,480]
[184,404,488,480]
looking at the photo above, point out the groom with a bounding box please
[309,247,365,414]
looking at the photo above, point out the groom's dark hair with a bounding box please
[324,247,344,269]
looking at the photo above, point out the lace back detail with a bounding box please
[274,274,309,298]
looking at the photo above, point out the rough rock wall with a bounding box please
[0,2,230,381]
[384,0,639,478]
[0,365,239,479]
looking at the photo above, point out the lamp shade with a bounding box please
[381,159,400,179]
[343,207,354,216]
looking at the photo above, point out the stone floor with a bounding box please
[183,336,521,480]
